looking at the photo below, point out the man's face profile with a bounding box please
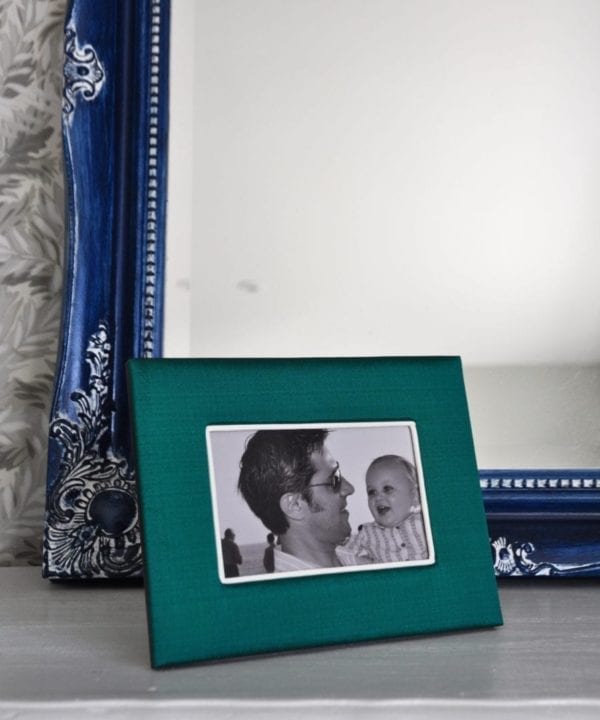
[304,444,354,545]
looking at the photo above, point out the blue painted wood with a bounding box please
[43,0,600,581]
[481,470,600,576]
[43,0,170,578]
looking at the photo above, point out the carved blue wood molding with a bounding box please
[43,0,600,581]
[481,470,600,577]
[44,0,169,579]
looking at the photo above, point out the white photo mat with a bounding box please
[206,421,435,584]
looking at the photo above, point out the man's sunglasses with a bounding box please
[308,466,343,493]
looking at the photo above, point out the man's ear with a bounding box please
[279,491,307,521]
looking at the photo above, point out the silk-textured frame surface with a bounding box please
[127,356,502,667]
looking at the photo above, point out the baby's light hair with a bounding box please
[366,454,419,504]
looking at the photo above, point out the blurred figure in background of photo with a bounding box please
[221,528,243,577]
[263,532,276,573]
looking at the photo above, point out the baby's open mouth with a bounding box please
[377,505,390,515]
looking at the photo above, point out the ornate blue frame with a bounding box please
[44,0,600,579]
[483,470,600,576]
[43,0,169,578]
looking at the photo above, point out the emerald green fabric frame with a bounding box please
[128,357,502,667]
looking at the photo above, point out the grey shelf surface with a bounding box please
[1,567,599,719]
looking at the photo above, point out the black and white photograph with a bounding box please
[206,422,435,583]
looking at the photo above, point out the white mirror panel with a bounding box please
[464,365,600,468]
[166,0,600,469]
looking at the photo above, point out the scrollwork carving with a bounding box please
[491,536,600,577]
[63,27,105,118]
[44,323,142,578]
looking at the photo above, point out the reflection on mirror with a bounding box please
[165,0,600,471]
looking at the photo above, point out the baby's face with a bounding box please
[366,465,415,528]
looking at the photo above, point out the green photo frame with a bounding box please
[128,357,501,667]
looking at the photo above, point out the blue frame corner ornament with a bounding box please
[62,26,106,118]
[482,470,600,577]
[44,0,169,579]
[46,323,141,577]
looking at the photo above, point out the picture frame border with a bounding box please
[43,0,169,579]
[126,355,502,666]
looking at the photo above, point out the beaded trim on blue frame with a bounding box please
[44,0,169,579]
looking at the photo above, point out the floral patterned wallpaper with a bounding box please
[0,0,66,565]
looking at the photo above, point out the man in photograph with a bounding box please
[238,429,355,571]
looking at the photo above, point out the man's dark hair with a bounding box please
[238,429,328,535]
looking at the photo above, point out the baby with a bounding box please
[337,454,429,565]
